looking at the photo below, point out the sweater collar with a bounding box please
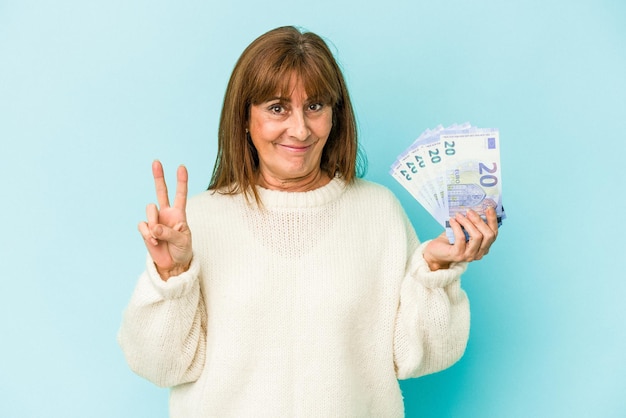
[254,176,347,209]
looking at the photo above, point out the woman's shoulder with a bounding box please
[349,178,402,202]
[345,178,406,214]
[188,189,224,204]
[186,189,240,216]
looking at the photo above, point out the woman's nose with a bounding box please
[287,110,311,141]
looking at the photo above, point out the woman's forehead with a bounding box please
[255,71,334,103]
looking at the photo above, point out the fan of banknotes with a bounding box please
[390,123,505,243]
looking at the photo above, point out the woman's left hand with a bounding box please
[423,207,499,271]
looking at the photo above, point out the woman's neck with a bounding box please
[256,169,331,192]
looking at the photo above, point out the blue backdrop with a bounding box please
[1,0,624,417]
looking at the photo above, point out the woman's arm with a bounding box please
[393,242,469,379]
[393,207,497,378]
[118,255,206,387]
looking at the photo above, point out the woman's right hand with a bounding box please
[138,160,193,281]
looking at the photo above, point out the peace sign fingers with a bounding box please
[152,160,189,211]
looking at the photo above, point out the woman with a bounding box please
[119,26,498,417]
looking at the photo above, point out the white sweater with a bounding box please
[118,177,470,417]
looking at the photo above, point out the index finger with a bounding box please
[152,160,170,208]
[173,164,188,210]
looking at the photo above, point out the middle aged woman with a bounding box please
[119,25,499,417]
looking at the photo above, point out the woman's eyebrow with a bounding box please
[264,96,290,102]
[264,95,316,104]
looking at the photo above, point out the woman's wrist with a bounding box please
[156,259,192,281]
[422,249,450,271]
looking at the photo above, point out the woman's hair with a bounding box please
[208,25,366,202]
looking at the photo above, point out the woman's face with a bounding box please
[248,76,333,191]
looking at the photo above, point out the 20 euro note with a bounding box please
[391,124,505,244]
[441,129,505,243]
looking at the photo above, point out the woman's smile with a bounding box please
[275,140,318,152]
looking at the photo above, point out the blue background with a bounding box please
[1,0,624,417]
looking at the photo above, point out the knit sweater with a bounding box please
[118,177,470,417]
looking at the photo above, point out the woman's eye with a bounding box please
[308,103,324,112]
[269,104,284,114]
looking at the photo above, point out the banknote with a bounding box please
[390,124,505,243]
[440,129,505,242]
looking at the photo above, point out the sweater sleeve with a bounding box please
[393,239,470,380]
[117,253,207,388]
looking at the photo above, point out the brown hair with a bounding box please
[208,25,366,203]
